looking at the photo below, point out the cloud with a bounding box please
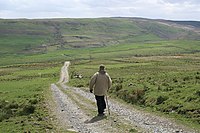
[160,0,200,20]
[0,0,199,20]
[163,0,200,4]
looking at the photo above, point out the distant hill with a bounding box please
[171,20,200,28]
[0,17,200,55]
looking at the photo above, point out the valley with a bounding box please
[0,17,200,132]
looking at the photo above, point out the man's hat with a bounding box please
[99,64,105,70]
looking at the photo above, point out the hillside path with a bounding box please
[50,61,198,133]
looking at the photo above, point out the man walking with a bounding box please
[89,64,112,116]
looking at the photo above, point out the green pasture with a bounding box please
[1,40,200,66]
[68,52,200,130]
[0,62,61,132]
[0,40,200,131]
[0,20,54,55]
[0,35,49,54]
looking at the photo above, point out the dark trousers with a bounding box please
[95,95,106,114]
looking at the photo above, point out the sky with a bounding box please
[0,0,200,21]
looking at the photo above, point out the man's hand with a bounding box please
[90,89,93,93]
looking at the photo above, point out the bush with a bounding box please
[5,102,19,109]
[0,100,19,122]
[0,111,9,122]
[0,108,13,122]
[123,89,145,104]
[24,104,35,114]
[156,96,168,105]
[157,85,162,91]
[173,78,178,83]
[143,84,149,91]
[183,76,191,81]
[77,84,84,87]
[127,94,138,103]
[195,76,200,80]
[116,89,128,100]
[177,108,187,115]
[29,98,38,104]
[115,83,123,91]
[135,89,145,99]
[185,96,197,102]
[19,104,35,115]
[0,100,7,109]
[195,90,200,96]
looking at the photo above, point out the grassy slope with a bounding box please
[1,18,199,56]
[0,18,200,132]
[0,20,55,55]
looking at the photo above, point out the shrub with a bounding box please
[173,78,178,83]
[183,76,191,81]
[135,89,145,99]
[162,82,169,87]
[0,100,7,108]
[6,102,19,109]
[157,85,162,91]
[156,96,168,105]
[0,100,19,122]
[185,96,197,102]
[129,128,137,132]
[143,84,149,91]
[160,104,182,113]
[163,87,174,92]
[116,89,128,100]
[195,76,200,80]
[127,94,138,103]
[145,97,157,106]
[0,108,13,122]
[115,83,123,91]
[19,104,35,115]
[77,84,84,87]
[195,90,200,96]
[118,78,124,83]
[124,89,145,104]
[177,108,187,115]
[29,98,38,104]
[0,111,9,122]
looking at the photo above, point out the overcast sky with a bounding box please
[0,0,200,21]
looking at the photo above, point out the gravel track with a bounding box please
[63,85,197,133]
[51,83,112,133]
[50,61,198,133]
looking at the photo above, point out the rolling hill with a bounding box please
[0,17,200,55]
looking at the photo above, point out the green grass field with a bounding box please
[67,41,200,130]
[0,62,62,132]
[0,18,200,132]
